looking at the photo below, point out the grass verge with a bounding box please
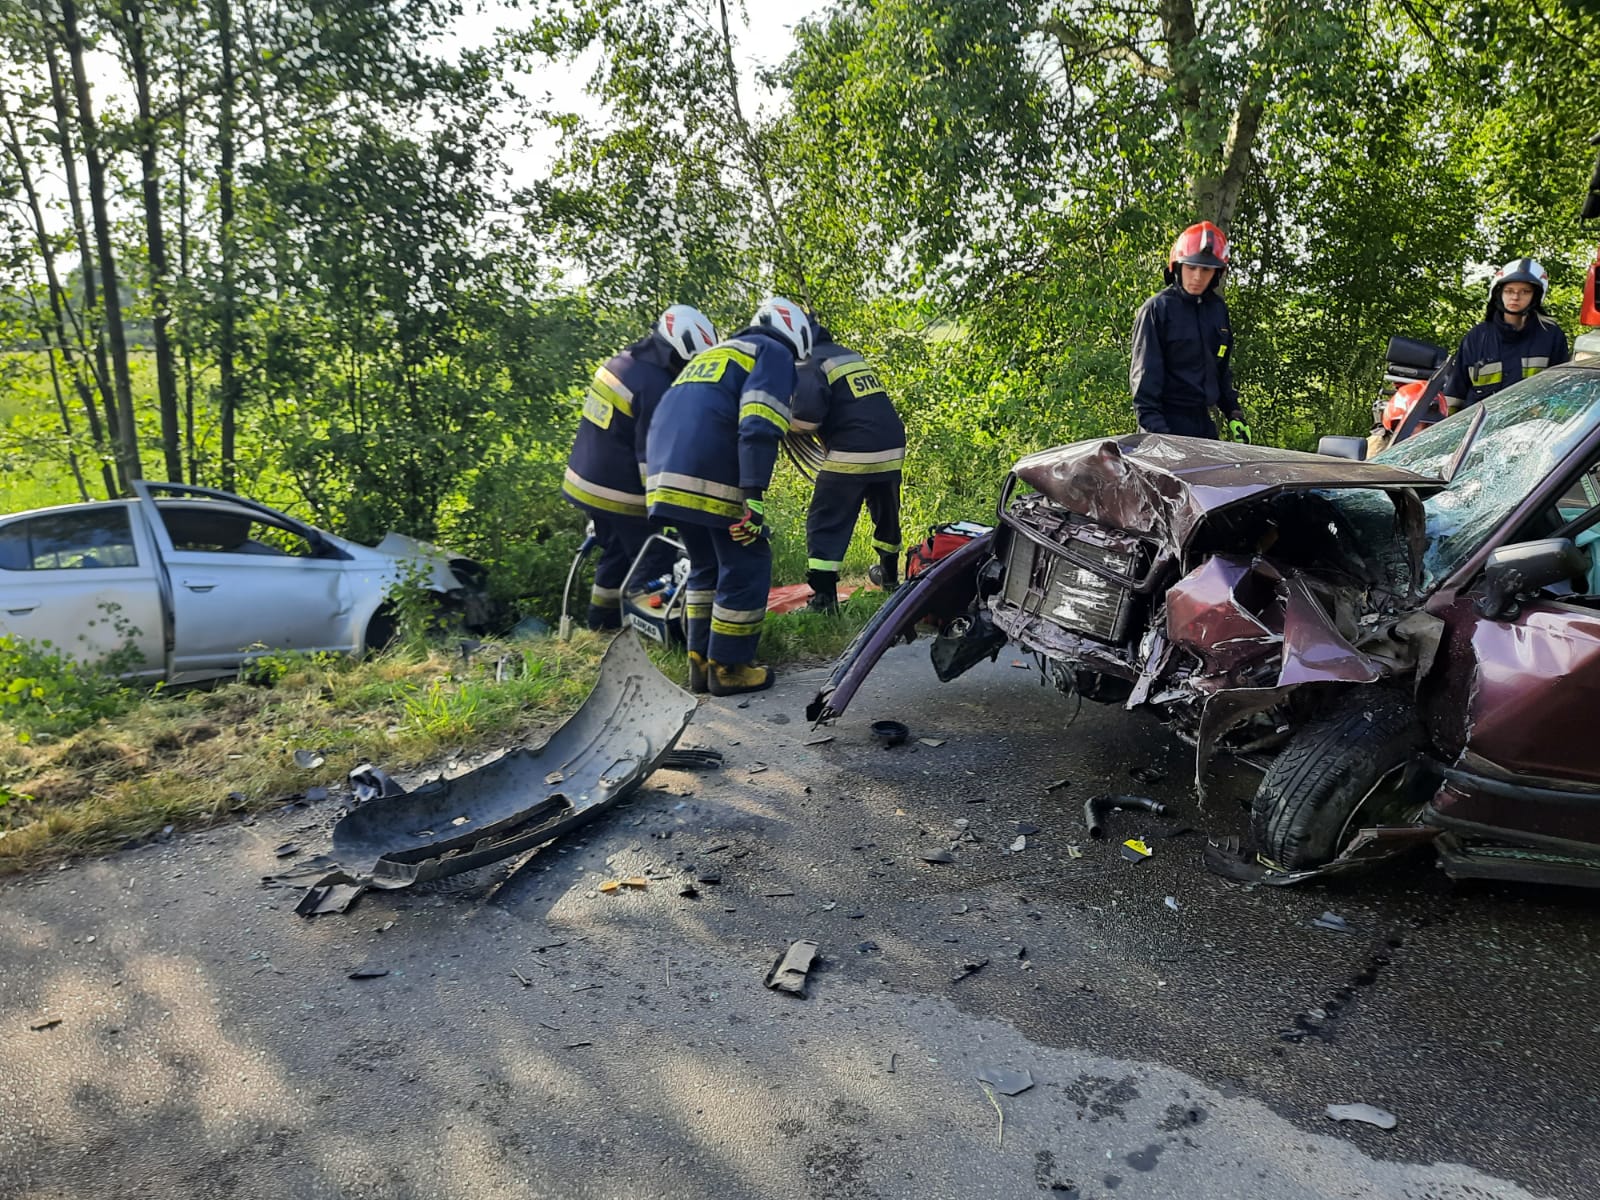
[0,588,889,875]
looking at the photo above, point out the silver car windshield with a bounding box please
[1381,369,1600,588]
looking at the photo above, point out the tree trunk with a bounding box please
[119,0,183,482]
[216,0,239,491]
[175,40,198,483]
[45,41,120,490]
[62,0,144,488]
[0,90,113,500]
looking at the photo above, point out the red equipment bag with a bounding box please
[905,521,993,579]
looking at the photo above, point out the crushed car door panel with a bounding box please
[1432,601,1600,845]
[0,502,165,679]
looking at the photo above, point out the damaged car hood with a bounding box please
[1013,435,1445,552]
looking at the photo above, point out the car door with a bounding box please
[1429,456,1600,848]
[137,496,357,676]
[0,502,166,681]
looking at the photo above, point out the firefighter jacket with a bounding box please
[645,327,797,528]
[1129,284,1240,435]
[562,333,683,518]
[1441,314,1570,410]
[791,325,907,481]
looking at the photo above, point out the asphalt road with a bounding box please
[3,639,1596,1200]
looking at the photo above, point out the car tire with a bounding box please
[1251,692,1423,869]
[363,608,398,654]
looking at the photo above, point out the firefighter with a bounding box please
[791,318,907,612]
[1440,258,1570,413]
[561,305,717,630]
[645,297,812,696]
[1130,221,1250,442]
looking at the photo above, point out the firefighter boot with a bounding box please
[687,651,709,695]
[874,551,900,593]
[806,569,840,614]
[708,661,776,697]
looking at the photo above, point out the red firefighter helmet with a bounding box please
[1382,380,1432,433]
[1165,221,1229,287]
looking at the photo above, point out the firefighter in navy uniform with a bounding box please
[1129,221,1250,442]
[790,320,907,612]
[561,305,717,630]
[1441,258,1570,413]
[645,297,812,697]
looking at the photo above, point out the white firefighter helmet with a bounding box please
[753,296,813,359]
[656,304,717,360]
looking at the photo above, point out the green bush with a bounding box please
[0,634,135,741]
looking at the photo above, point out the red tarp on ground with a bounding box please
[766,583,859,614]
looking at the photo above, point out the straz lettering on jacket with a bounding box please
[826,358,886,399]
[581,365,634,431]
[673,345,756,387]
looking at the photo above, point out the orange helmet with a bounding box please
[1382,381,1431,432]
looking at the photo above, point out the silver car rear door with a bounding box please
[0,500,166,681]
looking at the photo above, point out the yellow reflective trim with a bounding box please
[739,402,790,433]
[646,486,743,520]
[563,473,646,517]
[817,456,905,475]
[712,603,766,623]
[685,603,712,619]
[1469,361,1503,386]
[807,557,844,571]
[711,617,763,637]
[871,539,902,553]
[590,586,622,608]
[823,355,868,385]
[1217,344,1228,358]
[647,470,743,502]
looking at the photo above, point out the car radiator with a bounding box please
[999,528,1142,644]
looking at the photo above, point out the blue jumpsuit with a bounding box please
[1129,284,1241,437]
[645,327,797,665]
[791,327,906,575]
[1441,314,1569,410]
[562,333,682,628]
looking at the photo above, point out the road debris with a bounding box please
[765,940,819,997]
[349,764,404,804]
[511,968,532,987]
[564,1041,593,1049]
[295,882,367,917]
[1164,896,1180,912]
[1325,1103,1398,1130]
[748,763,769,775]
[599,880,621,894]
[918,737,947,747]
[29,1017,61,1032]
[952,958,989,984]
[696,870,722,885]
[1128,765,1166,784]
[762,889,796,898]
[1085,794,1170,838]
[803,735,835,747]
[977,1066,1035,1096]
[1009,835,1028,852]
[347,967,389,980]
[871,719,909,747]
[921,849,957,864]
[887,1052,897,1074]
[622,877,649,889]
[660,748,724,770]
[1014,821,1041,835]
[1066,845,1084,859]
[1312,911,1353,933]
[979,1082,1006,1146]
[273,842,300,859]
[1121,839,1153,863]
[1045,778,1071,792]
[678,882,700,898]
[293,749,326,770]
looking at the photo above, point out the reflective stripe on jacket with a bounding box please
[563,333,681,517]
[644,327,797,527]
[791,328,906,480]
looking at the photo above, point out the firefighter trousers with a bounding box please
[805,471,903,573]
[678,522,771,665]
[587,513,677,630]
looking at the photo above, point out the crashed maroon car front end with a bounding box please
[812,369,1600,885]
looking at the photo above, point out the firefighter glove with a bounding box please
[729,497,767,545]
[1228,417,1252,444]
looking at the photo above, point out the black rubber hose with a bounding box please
[1084,794,1169,839]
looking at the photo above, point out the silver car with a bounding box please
[0,482,488,684]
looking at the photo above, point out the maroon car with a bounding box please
[811,360,1600,885]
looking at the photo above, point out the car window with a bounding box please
[0,508,139,571]
[158,505,320,557]
[1382,370,1600,588]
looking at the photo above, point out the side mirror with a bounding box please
[1318,435,1368,462]
[1476,538,1591,619]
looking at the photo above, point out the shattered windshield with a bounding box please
[1381,369,1600,587]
